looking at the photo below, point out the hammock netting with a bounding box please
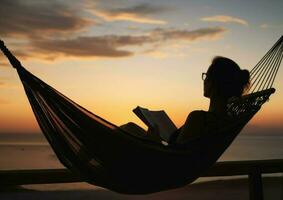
[0,36,282,194]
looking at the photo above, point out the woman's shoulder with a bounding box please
[187,110,207,118]
[190,110,207,114]
[184,110,208,125]
[187,110,230,126]
[175,110,208,144]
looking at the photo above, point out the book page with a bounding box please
[133,106,155,128]
[150,110,177,141]
[133,106,177,142]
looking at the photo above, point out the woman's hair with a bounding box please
[207,56,250,98]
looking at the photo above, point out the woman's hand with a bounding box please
[146,126,162,143]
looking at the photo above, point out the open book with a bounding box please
[133,106,178,142]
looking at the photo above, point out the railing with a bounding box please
[1,159,283,200]
[203,159,283,200]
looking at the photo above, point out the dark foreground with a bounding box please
[1,177,282,200]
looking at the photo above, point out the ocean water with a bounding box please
[0,133,282,200]
[0,133,283,170]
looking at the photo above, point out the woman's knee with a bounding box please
[120,122,136,129]
[120,122,146,135]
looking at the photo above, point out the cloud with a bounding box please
[0,52,9,67]
[201,15,248,26]
[0,80,8,90]
[260,24,269,29]
[0,76,9,84]
[0,0,93,38]
[259,23,283,29]
[151,27,227,41]
[0,48,30,67]
[0,1,226,60]
[0,61,9,67]
[89,3,169,24]
[30,27,226,58]
[31,36,145,58]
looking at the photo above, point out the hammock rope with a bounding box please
[0,36,282,194]
[248,36,283,93]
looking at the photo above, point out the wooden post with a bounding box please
[249,168,263,200]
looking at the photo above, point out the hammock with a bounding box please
[0,36,282,194]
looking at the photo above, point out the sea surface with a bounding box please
[1,133,283,170]
[0,133,283,200]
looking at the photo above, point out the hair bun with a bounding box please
[240,69,250,86]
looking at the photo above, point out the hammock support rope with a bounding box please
[0,36,282,194]
[248,36,283,93]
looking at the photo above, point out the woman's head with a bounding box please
[203,56,250,99]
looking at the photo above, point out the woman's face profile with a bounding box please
[203,71,212,98]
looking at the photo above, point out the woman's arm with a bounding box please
[119,122,162,143]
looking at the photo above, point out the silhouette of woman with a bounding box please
[174,56,250,144]
[120,56,250,144]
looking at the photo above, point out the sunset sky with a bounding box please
[0,0,282,134]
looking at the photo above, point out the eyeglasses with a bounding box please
[202,73,207,81]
